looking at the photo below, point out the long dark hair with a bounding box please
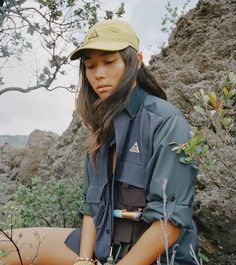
[77,47,166,163]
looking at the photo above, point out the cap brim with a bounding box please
[69,41,131,60]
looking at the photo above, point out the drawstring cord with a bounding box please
[114,244,122,263]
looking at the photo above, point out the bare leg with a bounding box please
[0,227,78,265]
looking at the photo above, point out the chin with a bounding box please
[100,93,111,100]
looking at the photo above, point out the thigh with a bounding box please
[0,227,78,265]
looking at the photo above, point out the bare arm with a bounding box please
[117,220,181,265]
[79,215,96,258]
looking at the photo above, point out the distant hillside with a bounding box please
[0,135,28,148]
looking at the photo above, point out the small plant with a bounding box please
[169,129,214,171]
[170,72,236,190]
[220,72,236,101]
[193,73,235,134]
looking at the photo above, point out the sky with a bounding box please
[0,0,198,136]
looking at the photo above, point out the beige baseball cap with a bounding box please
[69,19,139,60]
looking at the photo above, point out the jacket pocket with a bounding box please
[85,183,108,220]
[116,160,146,188]
[113,183,149,244]
[116,182,146,211]
[85,183,106,204]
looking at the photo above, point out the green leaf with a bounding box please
[209,91,217,106]
[223,87,229,95]
[27,25,35,35]
[179,157,188,164]
[222,117,232,127]
[168,141,177,145]
[190,134,204,146]
[199,251,210,262]
[194,106,205,115]
[203,95,209,104]
[201,145,208,154]
[116,2,125,17]
[171,146,179,151]
[227,90,236,99]
[194,92,200,100]
[176,149,182,154]
[200,88,205,97]
[185,156,193,162]
[228,72,236,86]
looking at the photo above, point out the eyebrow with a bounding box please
[83,51,116,60]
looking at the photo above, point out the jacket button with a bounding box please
[170,195,176,202]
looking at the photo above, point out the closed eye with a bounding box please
[106,59,116,64]
[85,65,94,69]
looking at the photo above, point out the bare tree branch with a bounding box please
[0,84,49,94]
[0,84,76,95]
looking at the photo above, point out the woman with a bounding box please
[0,19,198,265]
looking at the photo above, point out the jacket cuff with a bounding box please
[80,201,93,216]
[142,200,193,228]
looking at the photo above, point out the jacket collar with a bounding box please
[126,86,147,118]
[108,86,147,146]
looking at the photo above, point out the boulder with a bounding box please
[18,129,59,183]
[37,111,89,182]
[0,143,24,205]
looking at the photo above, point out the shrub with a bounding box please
[0,176,84,229]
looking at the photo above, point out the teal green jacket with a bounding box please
[81,86,199,264]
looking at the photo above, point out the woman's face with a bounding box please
[83,50,125,100]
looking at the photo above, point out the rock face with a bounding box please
[0,130,59,206]
[0,0,235,264]
[148,0,236,263]
[0,143,24,205]
[37,111,88,182]
[0,114,88,207]
[18,129,59,183]
[149,0,236,119]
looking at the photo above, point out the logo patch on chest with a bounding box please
[129,142,140,153]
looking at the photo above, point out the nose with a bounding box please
[94,64,106,79]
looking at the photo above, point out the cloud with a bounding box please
[0,89,75,135]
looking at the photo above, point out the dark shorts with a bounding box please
[64,228,158,264]
[64,228,81,255]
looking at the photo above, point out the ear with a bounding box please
[137,51,143,69]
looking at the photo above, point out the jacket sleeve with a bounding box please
[80,155,93,216]
[142,114,198,228]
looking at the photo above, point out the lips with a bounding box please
[96,85,112,93]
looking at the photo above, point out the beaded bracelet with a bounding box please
[73,260,95,265]
[73,256,95,265]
